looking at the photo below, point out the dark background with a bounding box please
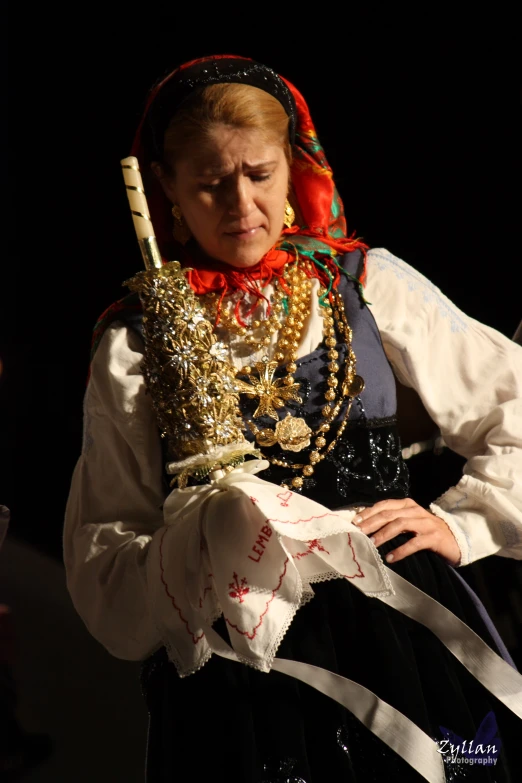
[1,17,521,780]
[3,17,520,559]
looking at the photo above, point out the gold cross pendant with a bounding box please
[235,359,302,421]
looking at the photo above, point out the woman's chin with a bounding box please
[210,238,275,269]
[221,255,265,269]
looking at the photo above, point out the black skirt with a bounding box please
[141,534,521,782]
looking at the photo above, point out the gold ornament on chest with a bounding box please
[234,357,312,452]
[234,359,302,421]
[208,257,365,470]
[254,414,313,451]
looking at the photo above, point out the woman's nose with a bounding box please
[225,178,255,216]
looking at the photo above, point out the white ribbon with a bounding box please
[203,624,447,783]
[146,463,522,782]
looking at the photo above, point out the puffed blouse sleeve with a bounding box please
[64,323,165,660]
[365,248,522,567]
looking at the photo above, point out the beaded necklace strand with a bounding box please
[204,258,364,489]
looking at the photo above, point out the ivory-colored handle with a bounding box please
[121,156,154,240]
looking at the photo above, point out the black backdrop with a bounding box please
[2,16,520,561]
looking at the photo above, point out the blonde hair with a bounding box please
[162,83,292,173]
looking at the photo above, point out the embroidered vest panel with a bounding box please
[112,250,409,508]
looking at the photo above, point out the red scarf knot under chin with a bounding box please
[185,247,295,326]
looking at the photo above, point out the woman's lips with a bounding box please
[225,227,262,241]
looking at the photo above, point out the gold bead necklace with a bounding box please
[248,286,364,489]
[203,260,312,372]
[204,259,363,488]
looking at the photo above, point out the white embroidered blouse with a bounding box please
[64,248,522,662]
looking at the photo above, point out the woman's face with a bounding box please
[157,124,290,268]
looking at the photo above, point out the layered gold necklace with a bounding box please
[204,259,364,490]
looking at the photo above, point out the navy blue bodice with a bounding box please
[116,250,409,508]
[237,250,409,507]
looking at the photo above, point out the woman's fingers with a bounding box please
[354,498,416,525]
[384,532,441,563]
[354,505,422,537]
[352,498,461,566]
[364,516,421,547]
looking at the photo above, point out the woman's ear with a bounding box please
[150,161,164,181]
[150,161,177,204]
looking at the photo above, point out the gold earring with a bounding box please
[284,199,295,228]
[172,205,192,245]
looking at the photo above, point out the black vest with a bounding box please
[115,250,409,508]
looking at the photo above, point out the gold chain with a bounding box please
[204,261,364,489]
[248,286,364,488]
[203,261,312,367]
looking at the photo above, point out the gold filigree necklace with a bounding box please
[204,260,313,445]
[246,285,364,488]
[204,258,364,489]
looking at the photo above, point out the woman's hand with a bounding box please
[353,498,461,566]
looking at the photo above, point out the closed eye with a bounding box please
[200,173,272,191]
[200,182,220,192]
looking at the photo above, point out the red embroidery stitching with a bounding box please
[226,557,289,640]
[228,573,249,603]
[199,573,214,609]
[342,533,365,579]
[247,524,273,563]
[308,538,330,553]
[276,490,292,507]
[159,528,204,645]
[294,538,331,560]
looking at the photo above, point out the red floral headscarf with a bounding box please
[132,56,368,295]
[91,56,367,357]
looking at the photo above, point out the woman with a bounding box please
[65,56,522,782]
